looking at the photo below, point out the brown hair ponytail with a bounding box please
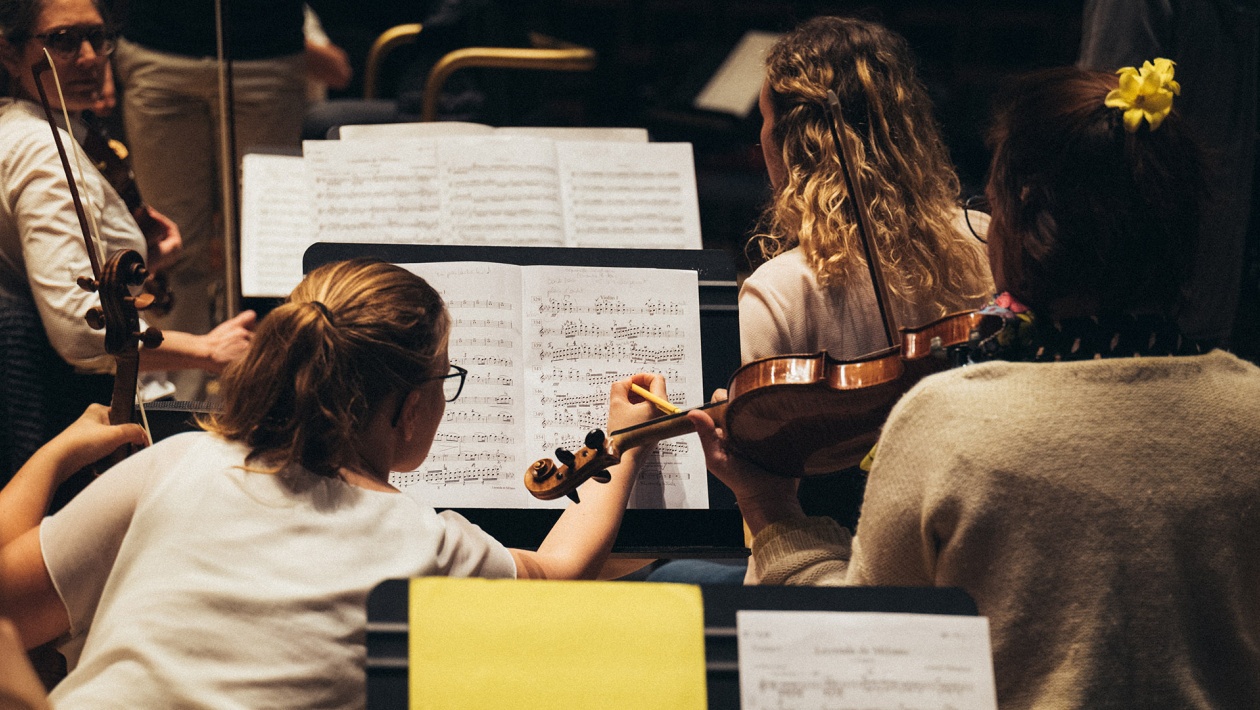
[204,259,449,478]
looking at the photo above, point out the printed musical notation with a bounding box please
[392,262,708,510]
[535,319,686,340]
[737,611,998,710]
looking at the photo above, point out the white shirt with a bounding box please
[739,210,991,362]
[0,98,148,373]
[43,432,515,709]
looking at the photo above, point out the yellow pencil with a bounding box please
[630,383,681,415]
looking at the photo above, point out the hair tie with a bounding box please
[1104,58,1180,133]
[309,300,335,326]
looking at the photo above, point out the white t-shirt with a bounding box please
[0,98,149,373]
[43,432,515,709]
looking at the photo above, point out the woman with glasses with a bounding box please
[0,258,667,707]
[0,0,255,461]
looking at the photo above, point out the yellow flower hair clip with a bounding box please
[1104,58,1181,132]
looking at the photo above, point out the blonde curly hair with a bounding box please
[754,16,990,324]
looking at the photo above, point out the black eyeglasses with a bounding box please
[34,26,117,60]
[962,194,990,244]
[425,364,468,403]
[390,365,468,427]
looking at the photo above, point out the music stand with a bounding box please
[364,578,979,709]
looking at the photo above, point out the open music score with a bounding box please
[392,262,708,510]
[240,132,703,298]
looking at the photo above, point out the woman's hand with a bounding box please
[687,406,804,536]
[44,404,148,483]
[138,206,182,274]
[607,372,667,433]
[199,310,257,372]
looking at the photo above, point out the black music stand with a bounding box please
[364,578,979,710]
[304,243,745,556]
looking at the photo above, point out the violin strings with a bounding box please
[45,49,107,271]
[136,395,153,446]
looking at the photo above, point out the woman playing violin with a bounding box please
[650,16,995,586]
[692,64,1260,708]
[742,16,992,363]
[0,0,254,463]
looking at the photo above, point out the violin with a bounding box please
[525,311,996,501]
[525,89,997,501]
[31,54,163,457]
[79,110,174,316]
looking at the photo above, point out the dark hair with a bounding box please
[204,259,449,478]
[985,66,1206,317]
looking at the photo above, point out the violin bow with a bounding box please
[825,89,900,349]
[30,52,162,438]
[30,54,102,282]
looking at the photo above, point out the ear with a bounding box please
[395,388,425,440]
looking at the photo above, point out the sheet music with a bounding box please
[392,262,707,510]
[394,263,527,507]
[240,154,313,297]
[522,265,707,509]
[693,30,783,117]
[302,136,700,251]
[337,121,495,140]
[558,142,703,249]
[737,611,998,710]
[496,126,649,143]
[438,138,565,246]
[339,122,649,143]
[303,138,443,244]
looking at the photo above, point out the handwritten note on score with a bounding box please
[396,262,709,510]
[736,611,997,710]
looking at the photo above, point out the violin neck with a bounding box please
[109,349,139,426]
[609,400,727,455]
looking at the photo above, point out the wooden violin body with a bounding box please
[724,310,996,476]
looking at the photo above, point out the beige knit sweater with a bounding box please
[752,350,1260,708]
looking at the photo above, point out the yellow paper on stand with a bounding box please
[408,578,706,709]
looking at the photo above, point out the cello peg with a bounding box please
[139,327,164,349]
[566,489,581,504]
[590,470,611,484]
[127,262,148,286]
[85,307,105,330]
[77,275,98,293]
[584,429,606,449]
[131,293,156,310]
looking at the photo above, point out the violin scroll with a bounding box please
[525,429,618,503]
